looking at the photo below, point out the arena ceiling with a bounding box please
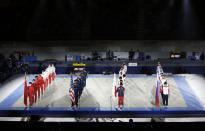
[0,0,205,41]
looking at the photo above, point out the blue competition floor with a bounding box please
[0,75,205,117]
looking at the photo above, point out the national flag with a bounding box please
[155,80,159,107]
[113,73,117,97]
[24,72,28,107]
[69,74,75,105]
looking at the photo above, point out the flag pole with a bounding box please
[112,73,114,109]
[24,71,27,107]
[70,72,72,108]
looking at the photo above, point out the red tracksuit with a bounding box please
[28,85,34,107]
[118,97,124,106]
[43,78,46,90]
[39,76,44,95]
[52,72,55,81]
[46,78,48,87]
[52,72,54,81]
[44,77,48,90]
[32,82,37,103]
[36,78,41,99]
[49,74,51,84]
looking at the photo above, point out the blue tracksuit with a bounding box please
[74,84,79,105]
[84,71,87,86]
[77,78,82,88]
[83,71,87,79]
[77,78,83,97]
[82,75,86,88]
[76,71,87,99]
[116,86,125,97]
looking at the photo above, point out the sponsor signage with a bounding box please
[73,63,86,66]
[128,63,138,67]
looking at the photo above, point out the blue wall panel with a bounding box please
[26,64,205,74]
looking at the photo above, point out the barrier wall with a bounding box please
[1,60,205,76]
[27,62,205,74]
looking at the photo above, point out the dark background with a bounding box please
[0,0,205,41]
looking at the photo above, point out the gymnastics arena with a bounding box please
[0,41,205,123]
[2,0,205,129]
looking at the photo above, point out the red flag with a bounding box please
[115,85,116,97]
[113,73,117,97]
[24,72,27,107]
